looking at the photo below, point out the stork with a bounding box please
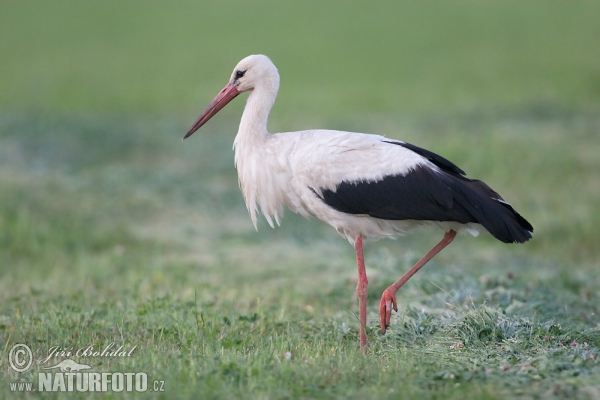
[183,54,533,350]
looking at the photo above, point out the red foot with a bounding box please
[379,288,398,334]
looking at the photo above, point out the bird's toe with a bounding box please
[379,289,398,334]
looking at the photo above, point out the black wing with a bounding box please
[314,164,533,244]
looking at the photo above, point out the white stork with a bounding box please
[183,54,533,349]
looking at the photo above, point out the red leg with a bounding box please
[355,235,368,350]
[379,230,457,334]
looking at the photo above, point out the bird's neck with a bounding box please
[236,86,276,143]
[233,85,281,229]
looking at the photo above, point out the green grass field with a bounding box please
[1,1,599,398]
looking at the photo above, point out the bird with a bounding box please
[183,54,533,350]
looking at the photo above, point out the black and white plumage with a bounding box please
[183,54,533,350]
[315,140,532,244]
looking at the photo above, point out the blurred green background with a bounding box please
[2,0,599,263]
[1,1,599,398]
[2,0,599,116]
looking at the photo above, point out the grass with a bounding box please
[1,1,599,398]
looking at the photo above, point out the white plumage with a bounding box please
[242,128,485,243]
[183,54,532,350]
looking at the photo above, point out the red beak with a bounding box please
[183,83,241,140]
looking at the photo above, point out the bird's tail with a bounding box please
[447,175,533,244]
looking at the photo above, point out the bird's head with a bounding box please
[183,54,279,140]
[230,54,279,93]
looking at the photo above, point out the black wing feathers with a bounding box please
[315,141,533,243]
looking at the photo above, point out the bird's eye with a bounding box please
[235,70,246,79]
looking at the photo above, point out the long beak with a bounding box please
[183,83,241,140]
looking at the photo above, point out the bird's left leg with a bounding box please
[379,230,457,334]
[355,235,368,350]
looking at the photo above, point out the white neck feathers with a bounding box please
[233,80,284,229]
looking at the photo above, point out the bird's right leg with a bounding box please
[379,230,457,334]
[355,235,368,350]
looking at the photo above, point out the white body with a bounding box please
[235,126,484,243]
